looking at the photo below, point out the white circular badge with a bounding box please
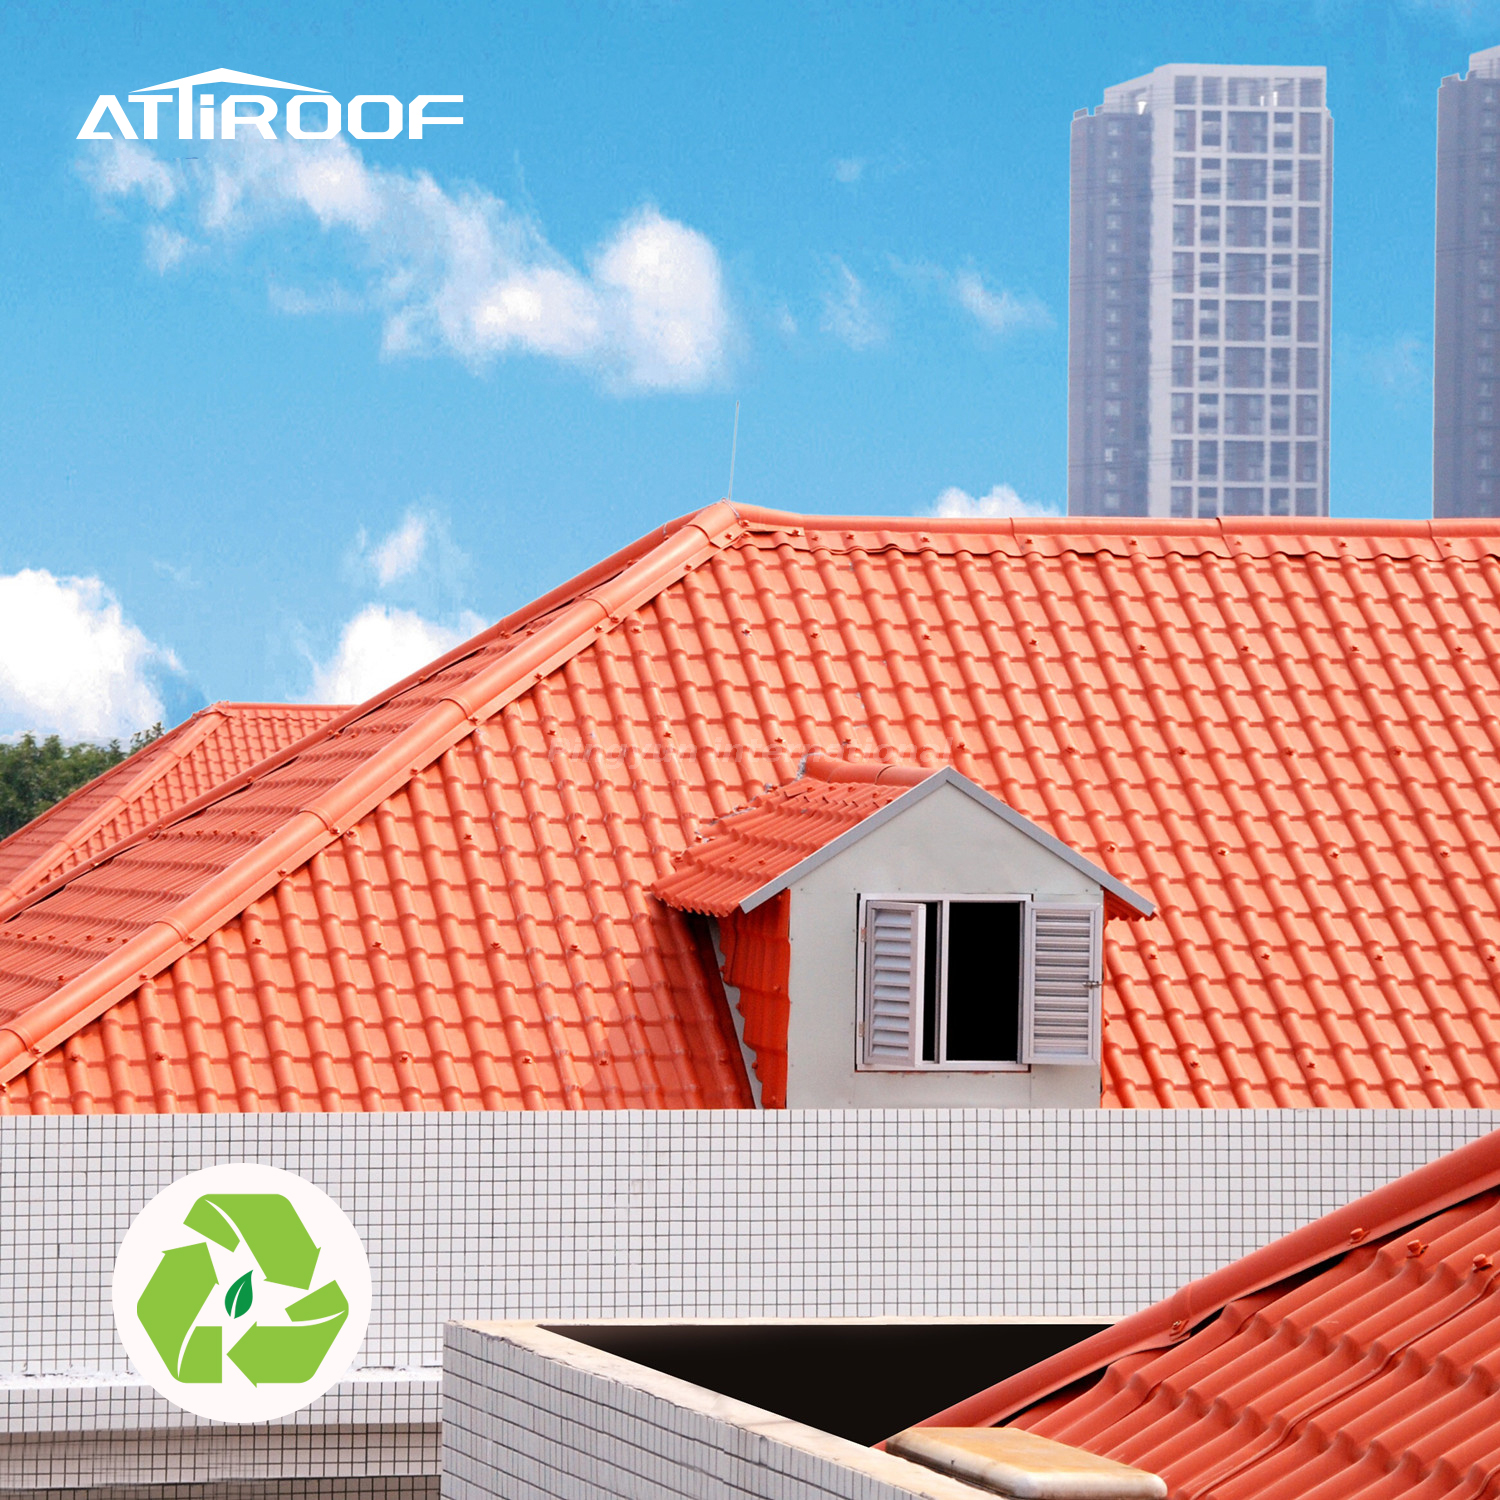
[112,1163,372,1423]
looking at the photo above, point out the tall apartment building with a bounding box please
[1068,65,1333,518]
[1435,47,1500,518]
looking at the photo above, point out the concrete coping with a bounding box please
[887,1427,1167,1500]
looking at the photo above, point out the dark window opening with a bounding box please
[945,901,1022,1062]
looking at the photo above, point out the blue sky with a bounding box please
[0,0,1494,737]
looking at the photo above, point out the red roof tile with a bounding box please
[4,507,1500,1111]
[0,704,346,909]
[910,1128,1500,1500]
[652,754,926,916]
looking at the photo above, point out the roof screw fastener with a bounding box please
[1349,1227,1367,1242]
[1170,1319,1185,1334]
[1407,1241,1426,1257]
[1476,1254,1493,1269]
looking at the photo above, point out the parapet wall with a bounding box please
[2,1108,1496,1494]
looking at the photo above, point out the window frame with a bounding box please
[857,893,1031,1073]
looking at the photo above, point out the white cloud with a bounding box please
[77,140,178,211]
[891,257,1052,338]
[929,484,1061,520]
[144,224,192,272]
[820,257,884,349]
[951,269,1052,334]
[0,570,183,740]
[81,137,731,394]
[365,513,429,586]
[831,157,866,185]
[308,604,486,703]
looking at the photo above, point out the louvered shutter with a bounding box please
[861,901,924,1066]
[1023,905,1102,1065]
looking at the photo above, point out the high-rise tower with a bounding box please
[1068,65,1333,518]
[1435,48,1500,518]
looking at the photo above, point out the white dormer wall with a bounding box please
[783,779,1104,1108]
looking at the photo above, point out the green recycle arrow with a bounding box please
[135,1192,349,1386]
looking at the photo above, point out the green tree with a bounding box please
[0,724,165,839]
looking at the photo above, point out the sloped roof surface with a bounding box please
[914,1128,1500,1500]
[0,704,345,908]
[4,507,1500,1111]
[652,755,923,916]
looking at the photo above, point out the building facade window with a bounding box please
[1227,205,1266,246]
[1226,253,1265,294]
[1226,393,1265,433]
[1225,346,1266,386]
[1225,441,1265,481]
[1226,300,1266,341]
[1228,158,1267,200]
[1228,110,1268,152]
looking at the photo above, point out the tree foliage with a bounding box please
[0,724,165,839]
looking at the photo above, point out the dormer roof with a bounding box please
[653,754,1154,919]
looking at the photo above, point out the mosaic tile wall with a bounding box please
[444,1321,976,1500]
[5,1109,1498,1373]
[2,1108,1497,1494]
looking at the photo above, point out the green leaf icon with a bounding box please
[225,1271,254,1319]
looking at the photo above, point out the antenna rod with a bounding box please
[727,401,740,503]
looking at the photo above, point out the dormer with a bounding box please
[655,756,1154,1109]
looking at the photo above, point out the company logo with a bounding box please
[112,1163,372,1423]
[78,68,461,142]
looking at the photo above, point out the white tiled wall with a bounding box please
[443,1321,985,1500]
[2,1109,1496,1494]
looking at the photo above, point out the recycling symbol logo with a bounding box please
[113,1164,372,1423]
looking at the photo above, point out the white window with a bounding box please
[856,897,1102,1070]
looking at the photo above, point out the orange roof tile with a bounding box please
[909,1127,1500,1500]
[0,704,346,909]
[653,753,1153,919]
[3,506,1500,1111]
[651,754,925,916]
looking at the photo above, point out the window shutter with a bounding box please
[1024,905,1102,1065]
[861,901,924,1066]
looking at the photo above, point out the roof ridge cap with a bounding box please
[908,1122,1500,1435]
[801,752,930,786]
[0,708,229,911]
[0,502,750,1085]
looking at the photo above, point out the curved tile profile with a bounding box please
[2,508,1500,1112]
